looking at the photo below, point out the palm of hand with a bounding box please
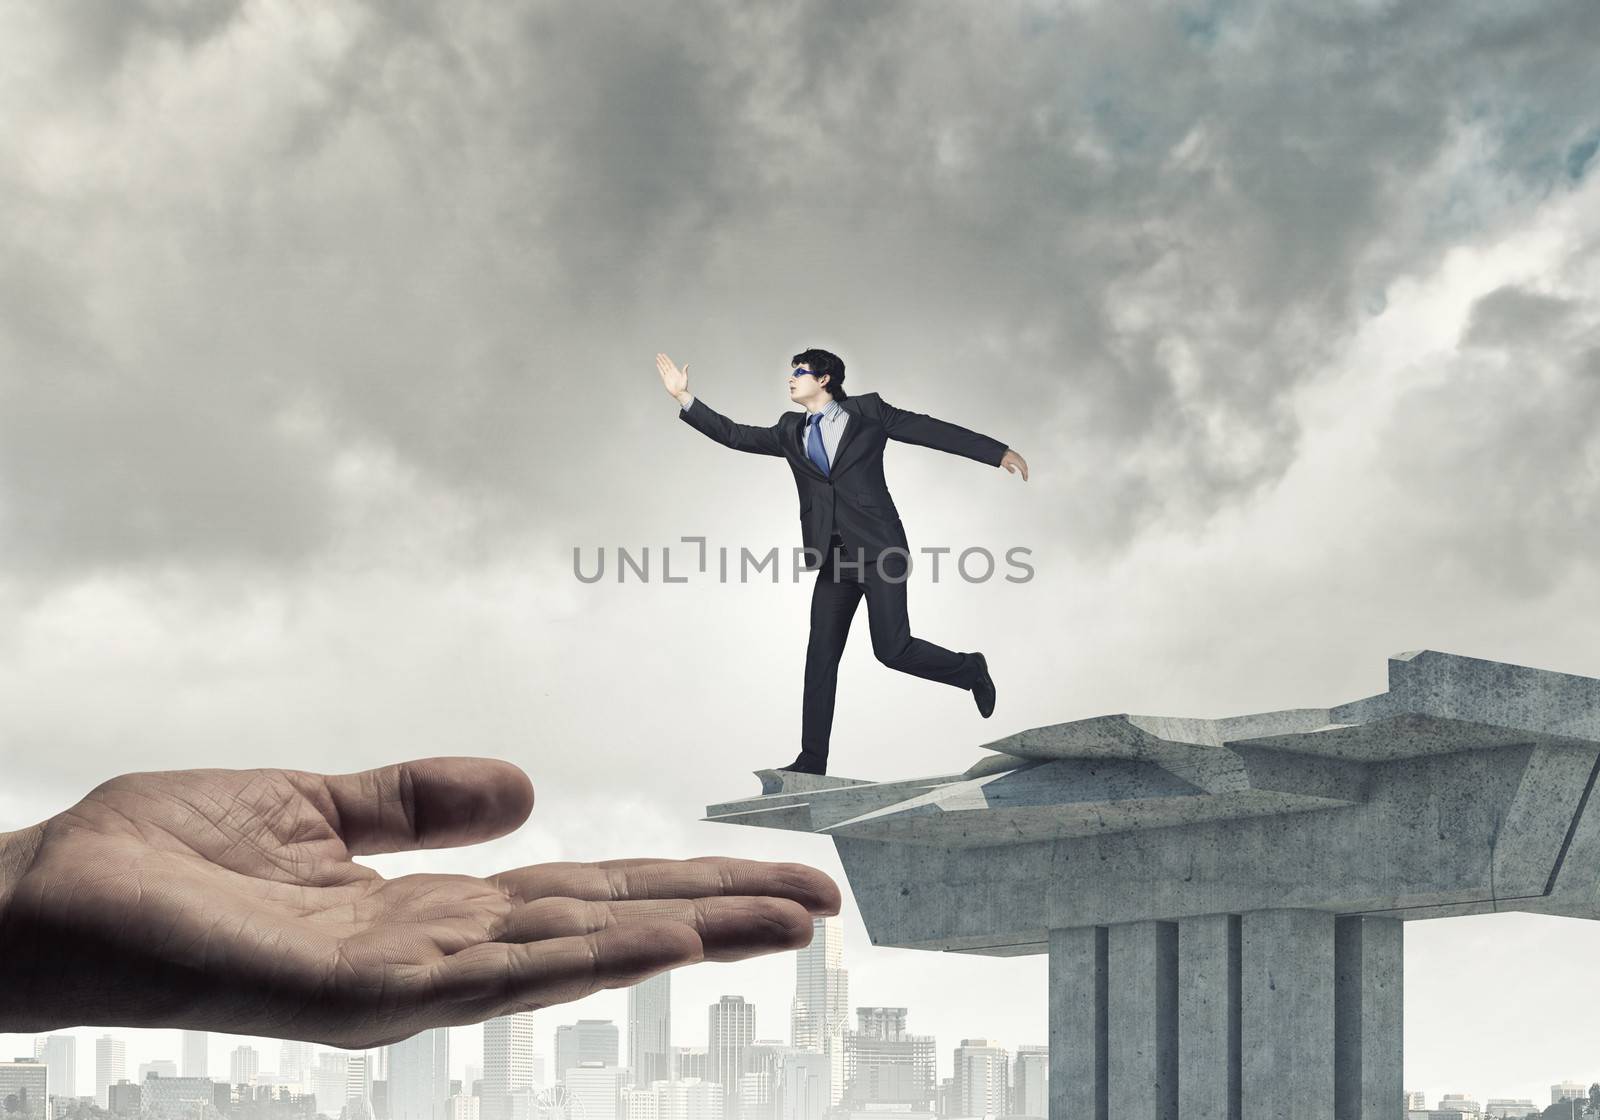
[0,759,836,1047]
[656,352,689,396]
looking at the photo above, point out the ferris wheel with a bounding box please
[535,1084,587,1120]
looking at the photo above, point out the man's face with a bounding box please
[787,363,828,404]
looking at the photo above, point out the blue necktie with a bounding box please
[806,412,830,475]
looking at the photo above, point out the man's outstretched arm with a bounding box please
[657,352,784,456]
[874,395,1029,480]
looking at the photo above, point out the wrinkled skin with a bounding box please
[0,758,840,1047]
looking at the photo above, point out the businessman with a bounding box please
[656,348,1028,776]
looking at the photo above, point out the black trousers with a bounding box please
[798,533,978,769]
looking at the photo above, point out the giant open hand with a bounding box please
[0,758,840,1047]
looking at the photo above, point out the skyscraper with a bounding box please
[709,997,756,1120]
[1553,1083,1587,1105]
[740,1042,803,1120]
[841,1008,934,1112]
[138,1061,178,1083]
[553,1022,618,1082]
[95,1035,127,1110]
[181,1032,209,1079]
[564,1063,624,1120]
[0,1060,48,1120]
[347,1053,374,1109]
[386,1029,450,1120]
[627,973,672,1088]
[481,1012,538,1120]
[280,1042,316,1088]
[229,1047,260,1088]
[790,916,847,1106]
[778,1053,830,1120]
[313,1053,353,1117]
[36,1036,76,1103]
[951,1040,1008,1119]
[1010,1045,1047,1119]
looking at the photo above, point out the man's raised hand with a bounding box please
[657,352,692,406]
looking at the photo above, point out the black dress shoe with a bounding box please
[971,652,996,718]
[778,754,827,775]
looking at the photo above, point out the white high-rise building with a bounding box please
[841,1009,935,1112]
[482,1012,539,1120]
[280,1042,316,1088]
[0,1059,48,1120]
[565,1063,624,1120]
[312,1054,347,1117]
[790,917,846,1107]
[230,1047,261,1087]
[628,973,672,1088]
[181,1032,210,1079]
[1010,1045,1047,1119]
[1553,1082,1587,1105]
[778,1054,829,1120]
[313,1052,369,1118]
[740,1042,800,1120]
[139,1061,178,1083]
[708,997,755,1119]
[95,1035,127,1109]
[622,1078,722,1120]
[554,1021,618,1082]
[347,1053,373,1108]
[951,1040,1008,1119]
[1405,1092,1427,1110]
[36,1036,76,1102]
[386,1029,450,1120]
[620,1084,659,1120]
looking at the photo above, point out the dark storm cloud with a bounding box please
[1382,267,1600,600]
[1461,285,1580,350]
[3,0,1598,580]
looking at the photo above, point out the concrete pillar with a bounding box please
[1108,921,1179,1119]
[1241,909,1336,1120]
[1334,916,1403,1120]
[1179,913,1241,1119]
[1048,925,1106,1120]
[1050,911,1400,1120]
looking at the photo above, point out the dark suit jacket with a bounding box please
[680,392,1008,568]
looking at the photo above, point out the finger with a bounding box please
[308,757,535,855]
[429,905,813,1012]
[493,894,817,961]
[490,856,841,914]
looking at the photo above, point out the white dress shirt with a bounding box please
[679,394,849,464]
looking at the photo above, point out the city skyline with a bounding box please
[9,986,1598,1114]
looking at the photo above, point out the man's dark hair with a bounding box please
[791,348,847,400]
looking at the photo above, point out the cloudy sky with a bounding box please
[4,0,1600,1105]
